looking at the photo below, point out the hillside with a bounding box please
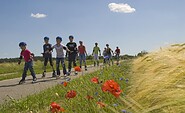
[128,43,185,113]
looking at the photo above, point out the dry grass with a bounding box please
[127,43,185,113]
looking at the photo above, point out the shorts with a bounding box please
[94,54,99,60]
[79,54,86,61]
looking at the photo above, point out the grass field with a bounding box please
[0,59,103,81]
[0,60,132,113]
[127,43,185,113]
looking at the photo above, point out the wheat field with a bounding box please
[127,43,185,113]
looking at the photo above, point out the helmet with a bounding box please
[44,37,49,40]
[106,44,109,46]
[69,35,74,39]
[56,36,62,41]
[95,43,98,45]
[19,42,27,47]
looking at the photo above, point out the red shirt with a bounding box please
[21,49,32,62]
[115,49,120,54]
[78,45,86,54]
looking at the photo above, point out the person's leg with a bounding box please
[116,54,119,65]
[103,57,106,64]
[72,53,77,75]
[21,62,29,81]
[49,57,56,76]
[107,55,111,66]
[83,54,87,70]
[79,54,83,68]
[28,61,36,81]
[97,55,99,66]
[43,57,48,72]
[94,54,97,66]
[68,54,72,73]
[73,53,77,67]
[111,55,113,65]
[56,58,61,76]
[61,58,67,75]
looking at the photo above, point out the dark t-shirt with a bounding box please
[66,42,77,54]
[43,43,52,58]
[106,48,112,55]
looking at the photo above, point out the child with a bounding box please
[92,43,101,67]
[115,46,120,65]
[18,42,37,84]
[78,41,87,71]
[103,48,108,64]
[66,35,78,75]
[42,37,56,78]
[106,44,114,65]
[52,36,70,78]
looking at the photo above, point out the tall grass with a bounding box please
[128,43,185,113]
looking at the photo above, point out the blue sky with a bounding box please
[0,0,185,58]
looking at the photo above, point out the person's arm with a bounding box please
[84,46,88,56]
[18,55,22,65]
[99,48,101,56]
[114,50,117,55]
[49,44,53,53]
[77,46,80,54]
[111,49,114,56]
[63,46,70,52]
[92,47,94,55]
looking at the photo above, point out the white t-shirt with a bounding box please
[53,44,65,58]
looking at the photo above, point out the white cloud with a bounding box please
[108,3,136,13]
[31,13,47,18]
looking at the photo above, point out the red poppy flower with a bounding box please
[101,80,122,98]
[91,77,99,84]
[86,95,94,100]
[65,90,77,99]
[74,66,81,72]
[50,102,65,113]
[97,101,106,108]
[63,82,67,87]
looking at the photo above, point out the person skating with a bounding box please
[66,35,78,75]
[18,42,37,84]
[115,46,120,65]
[52,36,70,78]
[78,41,88,71]
[105,44,114,66]
[42,37,56,78]
[92,43,101,67]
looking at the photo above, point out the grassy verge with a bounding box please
[0,60,132,113]
[0,59,103,81]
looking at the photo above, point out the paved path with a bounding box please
[0,65,104,104]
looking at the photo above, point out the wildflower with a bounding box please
[101,80,122,98]
[63,82,67,87]
[97,101,106,108]
[50,102,65,113]
[74,66,81,72]
[86,95,94,100]
[65,90,77,99]
[91,77,99,84]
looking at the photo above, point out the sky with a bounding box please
[0,0,185,58]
